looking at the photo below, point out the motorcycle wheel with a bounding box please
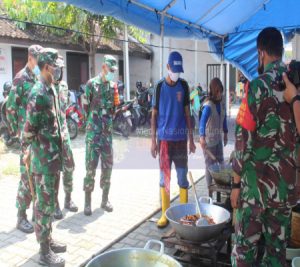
[119,118,131,138]
[67,117,78,140]
[131,110,139,132]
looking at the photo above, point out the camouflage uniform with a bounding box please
[6,45,42,233]
[6,50,41,213]
[22,49,64,244]
[231,60,298,267]
[55,81,74,195]
[83,56,119,204]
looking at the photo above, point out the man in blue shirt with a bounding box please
[151,51,196,228]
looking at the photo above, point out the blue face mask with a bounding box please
[33,65,40,76]
[105,71,115,82]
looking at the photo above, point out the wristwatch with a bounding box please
[290,95,300,108]
[231,181,241,189]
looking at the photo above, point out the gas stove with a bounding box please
[161,224,233,267]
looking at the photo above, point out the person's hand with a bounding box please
[199,136,207,150]
[231,188,241,209]
[23,150,30,167]
[189,140,196,154]
[224,133,228,147]
[151,140,158,158]
[283,72,297,104]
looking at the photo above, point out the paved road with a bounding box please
[0,108,237,266]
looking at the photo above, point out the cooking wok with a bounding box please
[86,240,182,267]
[166,202,231,242]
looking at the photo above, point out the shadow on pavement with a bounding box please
[0,228,28,250]
[18,252,41,267]
[56,209,104,234]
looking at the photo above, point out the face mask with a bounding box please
[33,65,40,76]
[53,67,62,82]
[105,71,115,82]
[257,52,264,75]
[168,69,180,82]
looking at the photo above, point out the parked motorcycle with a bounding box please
[130,81,153,131]
[66,103,85,140]
[66,85,86,140]
[113,101,133,138]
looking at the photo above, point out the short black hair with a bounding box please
[257,27,283,57]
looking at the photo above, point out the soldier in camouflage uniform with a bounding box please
[53,62,78,220]
[83,55,120,216]
[23,48,66,267]
[231,27,299,267]
[6,44,43,233]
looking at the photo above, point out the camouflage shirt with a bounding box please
[233,60,298,208]
[22,79,63,174]
[6,65,37,137]
[55,81,69,140]
[84,75,117,132]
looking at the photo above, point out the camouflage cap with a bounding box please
[104,55,118,71]
[28,44,43,58]
[38,48,64,67]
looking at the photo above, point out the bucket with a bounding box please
[292,257,300,267]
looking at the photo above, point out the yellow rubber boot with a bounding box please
[179,188,188,204]
[157,187,170,228]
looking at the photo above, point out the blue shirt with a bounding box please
[199,102,228,136]
[153,78,189,141]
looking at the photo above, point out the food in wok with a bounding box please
[180,214,215,226]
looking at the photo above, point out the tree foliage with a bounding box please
[2,0,146,75]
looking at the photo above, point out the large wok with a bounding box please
[166,201,231,242]
[86,240,182,267]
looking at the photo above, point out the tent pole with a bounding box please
[160,14,165,78]
[194,40,198,86]
[226,62,230,117]
[124,24,130,101]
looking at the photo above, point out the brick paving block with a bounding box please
[111,243,125,249]
[123,237,139,247]
[0,233,10,242]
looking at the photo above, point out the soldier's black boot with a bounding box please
[16,209,34,233]
[101,194,113,212]
[84,192,92,216]
[50,239,67,253]
[39,241,65,267]
[53,205,63,220]
[64,193,78,212]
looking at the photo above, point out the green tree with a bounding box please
[2,0,146,77]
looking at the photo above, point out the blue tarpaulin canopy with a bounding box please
[51,0,300,80]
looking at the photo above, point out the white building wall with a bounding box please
[149,34,220,90]
[0,44,13,101]
[129,56,151,90]
[292,34,300,60]
[56,49,67,83]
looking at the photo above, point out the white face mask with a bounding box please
[168,69,180,82]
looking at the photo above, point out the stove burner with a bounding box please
[161,224,233,267]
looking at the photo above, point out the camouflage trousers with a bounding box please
[55,139,75,195]
[231,201,291,267]
[16,152,33,211]
[34,172,59,243]
[84,127,113,196]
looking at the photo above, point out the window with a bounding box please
[12,47,28,77]
[118,59,124,80]
[66,52,89,90]
[206,64,227,88]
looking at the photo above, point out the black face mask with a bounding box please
[257,53,264,75]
